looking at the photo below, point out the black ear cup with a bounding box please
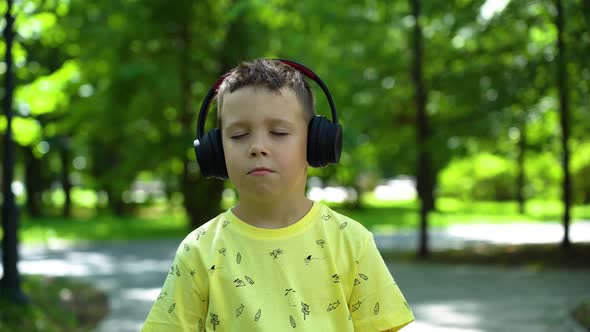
[307,116,343,167]
[194,129,228,179]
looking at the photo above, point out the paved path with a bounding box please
[2,221,590,332]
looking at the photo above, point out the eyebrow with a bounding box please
[224,118,295,130]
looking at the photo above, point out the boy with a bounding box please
[142,59,414,331]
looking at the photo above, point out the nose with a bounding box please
[248,136,269,157]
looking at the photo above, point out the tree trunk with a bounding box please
[1,0,27,303]
[516,111,527,214]
[177,17,225,230]
[555,0,571,250]
[59,137,72,218]
[177,3,247,230]
[23,146,42,218]
[410,0,432,258]
[106,187,128,216]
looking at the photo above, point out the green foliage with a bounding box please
[438,153,518,201]
[0,0,588,220]
[0,275,108,332]
[572,141,590,204]
[572,300,590,330]
[524,152,562,199]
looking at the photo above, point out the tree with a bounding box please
[554,0,571,249]
[1,0,27,304]
[410,0,432,258]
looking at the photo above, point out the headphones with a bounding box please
[194,59,342,179]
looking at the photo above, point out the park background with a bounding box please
[0,0,589,331]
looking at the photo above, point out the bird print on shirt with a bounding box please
[352,300,362,312]
[327,300,341,312]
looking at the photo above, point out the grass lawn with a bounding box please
[336,195,590,233]
[3,197,589,244]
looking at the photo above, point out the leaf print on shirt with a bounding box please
[269,248,284,259]
[210,313,220,331]
[234,278,246,287]
[168,303,176,314]
[198,318,203,331]
[236,252,242,264]
[359,273,368,281]
[316,239,326,248]
[184,243,190,251]
[354,278,361,286]
[218,248,227,256]
[290,315,296,328]
[157,290,167,300]
[339,222,348,230]
[190,269,197,277]
[351,300,362,312]
[374,302,380,315]
[322,214,332,221]
[244,275,255,285]
[327,300,341,312]
[236,304,245,318]
[301,301,310,320]
[223,219,230,228]
[254,309,262,322]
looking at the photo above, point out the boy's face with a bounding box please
[220,86,309,201]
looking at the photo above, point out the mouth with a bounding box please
[248,167,274,176]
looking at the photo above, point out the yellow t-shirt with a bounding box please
[143,202,414,331]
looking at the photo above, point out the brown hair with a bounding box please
[216,59,316,126]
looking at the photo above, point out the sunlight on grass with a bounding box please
[5,197,589,244]
[16,212,188,244]
[343,195,590,232]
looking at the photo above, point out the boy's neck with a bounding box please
[232,196,314,229]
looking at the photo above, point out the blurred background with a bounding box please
[0,0,589,331]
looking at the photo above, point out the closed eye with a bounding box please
[230,133,248,139]
[271,132,289,136]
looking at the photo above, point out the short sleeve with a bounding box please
[349,235,414,331]
[142,242,208,332]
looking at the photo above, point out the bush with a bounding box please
[572,141,590,204]
[0,275,109,332]
[438,153,517,201]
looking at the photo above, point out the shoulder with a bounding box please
[316,202,374,250]
[318,203,372,235]
[174,212,229,260]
